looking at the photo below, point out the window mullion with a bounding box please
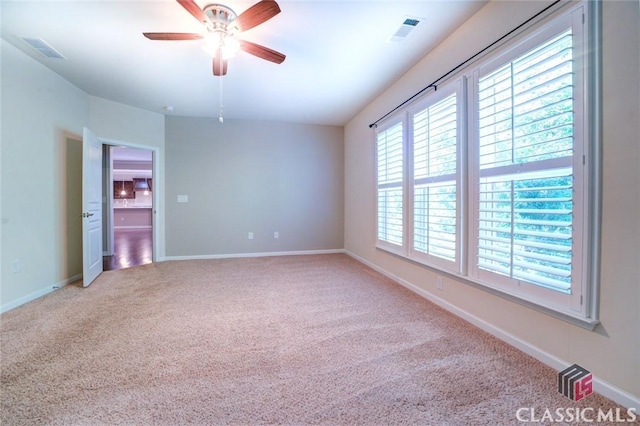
[404,112,414,257]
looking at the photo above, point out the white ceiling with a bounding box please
[1,0,488,126]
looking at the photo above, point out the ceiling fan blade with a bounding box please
[213,57,228,76]
[239,40,285,64]
[234,0,281,32]
[143,32,203,40]
[176,0,208,24]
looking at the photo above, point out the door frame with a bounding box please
[100,137,161,264]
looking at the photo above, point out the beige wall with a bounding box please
[345,0,640,404]
[165,116,344,257]
[1,39,89,306]
[88,96,165,259]
[88,96,165,149]
[0,41,166,310]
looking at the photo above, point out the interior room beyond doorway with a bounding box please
[105,146,153,271]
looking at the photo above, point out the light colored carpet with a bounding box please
[0,254,632,425]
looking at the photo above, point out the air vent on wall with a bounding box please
[388,16,423,42]
[21,37,66,59]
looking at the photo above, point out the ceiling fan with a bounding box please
[143,0,286,76]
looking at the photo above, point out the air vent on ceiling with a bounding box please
[388,16,423,43]
[22,37,66,59]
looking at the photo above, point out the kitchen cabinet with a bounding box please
[114,207,152,228]
[114,180,134,199]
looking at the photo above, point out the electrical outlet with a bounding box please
[274,231,279,239]
[248,232,254,240]
[436,276,444,291]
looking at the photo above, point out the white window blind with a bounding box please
[478,169,573,291]
[476,27,576,293]
[376,122,404,247]
[413,93,458,264]
[478,29,574,170]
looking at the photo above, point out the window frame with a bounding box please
[373,1,600,329]
[407,81,464,273]
[375,116,406,253]
[468,8,587,317]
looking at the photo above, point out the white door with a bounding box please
[82,127,103,287]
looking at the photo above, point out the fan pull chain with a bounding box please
[218,45,224,123]
[218,70,224,123]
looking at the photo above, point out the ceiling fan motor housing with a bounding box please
[204,4,238,35]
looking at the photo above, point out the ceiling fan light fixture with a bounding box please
[202,32,220,55]
[222,37,241,59]
[203,32,240,59]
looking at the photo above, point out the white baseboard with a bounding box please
[0,273,81,314]
[344,250,640,410]
[161,248,345,262]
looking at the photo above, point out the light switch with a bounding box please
[177,195,188,203]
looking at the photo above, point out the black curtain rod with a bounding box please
[369,0,561,129]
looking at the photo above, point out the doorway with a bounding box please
[103,146,154,271]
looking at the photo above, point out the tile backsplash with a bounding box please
[113,191,152,207]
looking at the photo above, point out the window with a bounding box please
[376,121,404,248]
[376,83,462,272]
[374,2,598,326]
[411,87,461,272]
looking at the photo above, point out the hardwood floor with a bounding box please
[103,228,152,271]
